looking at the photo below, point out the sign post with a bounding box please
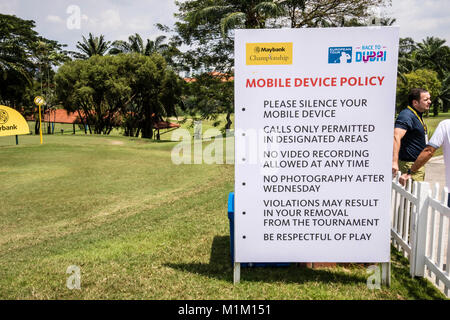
[34,96,45,144]
[234,27,399,284]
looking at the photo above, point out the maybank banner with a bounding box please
[246,42,293,65]
[234,27,399,263]
[0,105,30,137]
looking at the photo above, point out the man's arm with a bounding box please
[399,145,437,185]
[393,127,407,176]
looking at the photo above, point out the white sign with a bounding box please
[234,27,399,263]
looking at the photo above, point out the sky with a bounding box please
[0,0,179,52]
[1,0,449,53]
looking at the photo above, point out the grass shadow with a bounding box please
[165,236,367,285]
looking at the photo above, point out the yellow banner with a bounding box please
[246,42,293,65]
[0,105,30,137]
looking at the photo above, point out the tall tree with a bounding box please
[396,69,442,116]
[55,55,133,134]
[109,31,185,74]
[74,33,111,59]
[126,53,182,139]
[397,37,419,82]
[415,36,450,79]
[434,73,450,113]
[0,13,69,116]
[174,0,390,130]
[30,39,71,134]
[0,14,37,107]
[55,54,182,138]
[184,72,234,132]
[174,0,391,71]
[396,37,450,115]
[281,0,388,28]
[175,0,288,73]
[109,33,169,56]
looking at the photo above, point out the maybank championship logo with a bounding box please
[246,43,293,65]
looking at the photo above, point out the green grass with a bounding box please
[0,133,447,299]
[22,113,234,141]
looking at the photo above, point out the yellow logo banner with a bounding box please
[246,42,293,65]
[0,105,30,137]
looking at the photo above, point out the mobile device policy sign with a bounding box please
[234,27,399,262]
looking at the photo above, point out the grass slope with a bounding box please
[0,134,446,299]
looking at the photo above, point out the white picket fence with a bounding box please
[391,173,450,296]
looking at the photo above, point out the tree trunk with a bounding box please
[434,103,440,117]
[77,110,88,134]
[225,111,232,130]
[141,122,153,139]
[35,120,40,135]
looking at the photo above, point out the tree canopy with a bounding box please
[174,0,391,73]
[184,72,234,131]
[172,0,392,130]
[397,36,450,114]
[0,14,69,110]
[73,33,111,59]
[55,53,182,138]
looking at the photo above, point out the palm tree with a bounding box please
[433,73,450,113]
[415,37,450,79]
[146,35,169,55]
[191,0,285,37]
[109,33,169,56]
[74,33,111,59]
[378,17,396,26]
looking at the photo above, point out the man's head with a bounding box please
[408,88,431,113]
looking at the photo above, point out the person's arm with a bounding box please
[399,146,437,185]
[392,127,406,176]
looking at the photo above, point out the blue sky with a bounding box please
[1,0,449,52]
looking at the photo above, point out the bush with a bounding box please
[396,69,442,115]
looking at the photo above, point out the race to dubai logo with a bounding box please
[328,44,388,64]
[0,109,8,124]
[355,44,387,63]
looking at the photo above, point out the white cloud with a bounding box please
[46,15,64,24]
[99,8,122,30]
[0,0,18,15]
[387,0,450,43]
[126,17,152,31]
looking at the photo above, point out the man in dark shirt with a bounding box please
[392,88,431,181]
